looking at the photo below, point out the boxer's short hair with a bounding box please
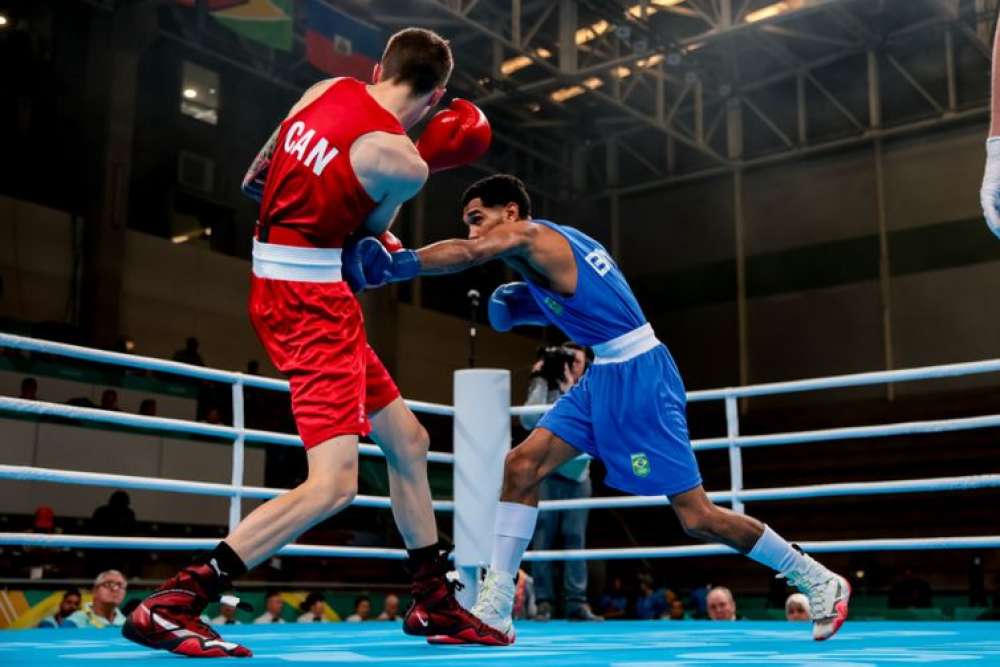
[461,174,533,219]
[381,28,453,96]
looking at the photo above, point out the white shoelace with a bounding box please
[778,563,832,619]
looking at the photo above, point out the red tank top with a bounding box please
[257,78,406,248]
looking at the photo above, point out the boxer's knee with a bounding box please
[676,501,722,541]
[302,470,358,517]
[503,446,543,495]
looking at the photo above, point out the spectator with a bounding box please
[19,377,38,400]
[667,597,686,620]
[139,399,157,416]
[254,590,286,624]
[785,592,810,621]
[173,337,205,367]
[377,594,401,621]
[522,343,599,621]
[62,570,127,628]
[707,586,738,621]
[889,569,933,608]
[688,584,710,619]
[297,592,327,623]
[211,594,242,625]
[346,595,371,622]
[38,588,81,628]
[91,491,136,536]
[246,360,260,375]
[597,576,628,619]
[33,505,55,534]
[635,574,666,620]
[100,389,120,411]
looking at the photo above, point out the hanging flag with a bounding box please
[306,0,383,80]
[176,0,294,52]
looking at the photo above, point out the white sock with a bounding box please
[748,525,808,575]
[490,501,539,576]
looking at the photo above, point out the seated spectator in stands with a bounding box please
[211,595,242,625]
[597,576,628,619]
[785,592,810,621]
[173,337,205,367]
[19,377,38,400]
[138,399,157,416]
[33,505,55,534]
[100,389,121,412]
[345,596,371,622]
[707,586,738,621]
[688,583,710,619]
[254,590,286,624]
[666,598,686,620]
[91,491,136,536]
[38,588,81,628]
[297,592,327,623]
[377,594,401,621]
[62,570,127,628]
[203,406,223,425]
[889,569,933,608]
[635,573,666,620]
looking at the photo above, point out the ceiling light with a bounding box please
[746,1,802,23]
[576,19,610,45]
[550,85,587,103]
[183,88,198,99]
[0,15,8,27]
[500,47,552,76]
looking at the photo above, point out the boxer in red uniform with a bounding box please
[122,28,502,658]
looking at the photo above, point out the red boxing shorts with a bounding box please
[248,242,399,448]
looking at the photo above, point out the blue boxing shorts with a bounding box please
[537,325,703,497]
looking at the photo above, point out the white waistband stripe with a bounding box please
[252,239,343,283]
[592,323,660,364]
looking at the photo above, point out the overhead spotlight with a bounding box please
[0,15,8,27]
[527,102,541,113]
[183,88,198,99]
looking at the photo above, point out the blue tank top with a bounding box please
[523,220,647,346]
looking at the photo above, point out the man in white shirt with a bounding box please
[253,590,286,624]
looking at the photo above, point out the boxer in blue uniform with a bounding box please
[346,174,850,643]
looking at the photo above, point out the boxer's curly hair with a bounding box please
[381,28,453,96]
[461,174,533,219]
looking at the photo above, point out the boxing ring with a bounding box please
[1,331,999,666]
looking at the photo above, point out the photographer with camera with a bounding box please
[520,343,602,622]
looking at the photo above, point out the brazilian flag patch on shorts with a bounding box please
[630,453,651,478]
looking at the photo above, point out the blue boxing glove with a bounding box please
[342,236,422,292]
[488,282,549,332]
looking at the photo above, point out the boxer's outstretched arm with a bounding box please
[416,225,533,275]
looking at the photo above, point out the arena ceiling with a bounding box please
[154,0,995,201]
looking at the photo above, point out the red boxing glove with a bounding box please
[415,99,492,173]
[378,230,404,253]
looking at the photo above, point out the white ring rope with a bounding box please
[534,474,1000,510]
[0,465,455,512]
[2,533,997,562]
[689,413,1000,451]
[5,464,992,514]
[0,534,407,560]
[0,333,455,416]
[521,536,1000,562]
[513,358,1000,416]
[0,396,455,464]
